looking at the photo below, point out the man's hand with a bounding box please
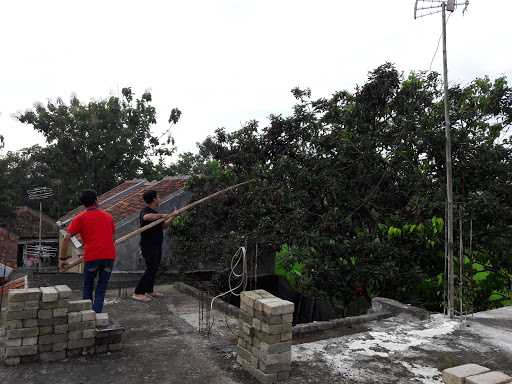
[59,258,69,272]
[59,232,71,271]
[163,209,177,228]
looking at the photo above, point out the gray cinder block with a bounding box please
[442,364,491,384]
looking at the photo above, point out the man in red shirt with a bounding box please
[59,190,116,313]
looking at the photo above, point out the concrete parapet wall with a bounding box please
[292,310,393,336]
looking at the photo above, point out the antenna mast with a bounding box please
[414,0,469,320]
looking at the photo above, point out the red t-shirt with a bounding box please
[67,208,116,262]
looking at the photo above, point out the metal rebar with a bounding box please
[255,243,258,290]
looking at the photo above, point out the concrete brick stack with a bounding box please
[238,290,294,384]
[37,285,73,362]
[443,363,512,384]
[0,285,124,366]
[66,299,97,357]
[0,287,41,366]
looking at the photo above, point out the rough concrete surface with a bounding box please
[0,285,251,384]
[292,313,512,384]
[1,284,511,384]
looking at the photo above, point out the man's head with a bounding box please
[80,190,98,208]
[143,190,160,207]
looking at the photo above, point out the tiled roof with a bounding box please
[0,227,18,269]
[58,176,189,226]
[14,206,59,239]
[58,179,146,224]
[0,276,27,295]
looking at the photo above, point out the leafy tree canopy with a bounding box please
[9,88,180,217]
[171,63,512,312]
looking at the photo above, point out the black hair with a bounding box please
[80,190,97,207]
[143,190,158,204]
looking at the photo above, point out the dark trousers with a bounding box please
[83,260,113,313]
[134,246,162,295]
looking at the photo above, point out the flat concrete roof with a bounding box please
[2,285,511,384]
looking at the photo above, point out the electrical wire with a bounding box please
[429,12,452,72]
[206,246,248,335]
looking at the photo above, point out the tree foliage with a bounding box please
[172,64,512,312]
[7,89,180,217]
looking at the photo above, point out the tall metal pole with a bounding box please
[442,2,455,319]
[39,201,43,271]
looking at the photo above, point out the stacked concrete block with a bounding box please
[466,372,512,384]
[66,302,96,357]
[1,284,123,366]
[37,286,72,362]
[443,364,512,384]
[238,290,294,384]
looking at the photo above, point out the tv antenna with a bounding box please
[27,187,55,269]
[414,0,469,320]
[414,0,469,19]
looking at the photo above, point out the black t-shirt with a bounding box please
[139,207,163,248]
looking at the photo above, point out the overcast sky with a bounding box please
[1,0,511,155]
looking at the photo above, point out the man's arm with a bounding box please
[59,232,72,271]
[142,213,166,222]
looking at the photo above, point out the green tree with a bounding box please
[16,88,181,216]
[172,64,512,312]
[0,145,60,219]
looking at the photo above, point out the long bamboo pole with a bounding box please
[61,179,255,272]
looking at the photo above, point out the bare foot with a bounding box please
[146,292,164,298]
[132,294,152,302]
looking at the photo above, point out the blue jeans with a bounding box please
[83,260,113,313]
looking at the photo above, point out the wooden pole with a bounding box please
[61,179,255,271]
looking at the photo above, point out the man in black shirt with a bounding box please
[133,190,169,302]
